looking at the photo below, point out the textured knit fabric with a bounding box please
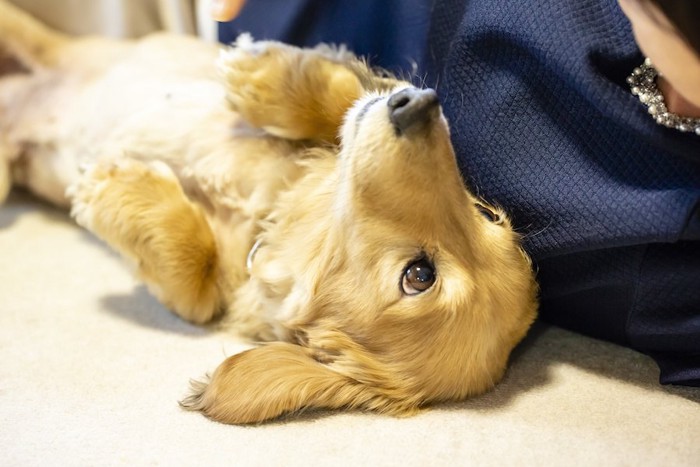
[427,0,700,386]
[218,0,432,75]
[220,0,700,386]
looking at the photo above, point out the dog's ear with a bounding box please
[180,342,410,424]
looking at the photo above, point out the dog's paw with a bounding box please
[218,36,289,122]
[218,35,362,142]
[67,158,178,232]
[218,34,278,96]
[67,162,110,231]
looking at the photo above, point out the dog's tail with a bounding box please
[0,0,68,71]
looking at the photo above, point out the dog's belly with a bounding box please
[1,34,228,202]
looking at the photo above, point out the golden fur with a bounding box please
[0,1,538,424]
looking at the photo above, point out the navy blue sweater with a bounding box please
[220,0,700,386]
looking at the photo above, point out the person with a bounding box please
[619,0,700,117]
[213,0,700,386]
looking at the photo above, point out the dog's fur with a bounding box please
[0,1,538,424]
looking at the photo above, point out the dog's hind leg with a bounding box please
[68,158,223,324]
[219,35,397,144]
[0,0,68,70]
[0,1,69,205]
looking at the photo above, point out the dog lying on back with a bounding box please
[0,1,538,424]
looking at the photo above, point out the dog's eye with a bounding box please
[402,259,436,295]
[475,203,501,223]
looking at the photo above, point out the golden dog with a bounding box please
[0,1,538,424]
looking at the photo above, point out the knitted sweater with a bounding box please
[428,0,699,385]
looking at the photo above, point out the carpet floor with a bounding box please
[2,190,699,466]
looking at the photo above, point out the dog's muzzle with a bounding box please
[388,88,439,135]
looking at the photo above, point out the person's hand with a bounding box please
[211,0,247,22]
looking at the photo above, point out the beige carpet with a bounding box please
[2,189,699,466]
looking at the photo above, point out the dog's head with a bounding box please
[185,86,538,424]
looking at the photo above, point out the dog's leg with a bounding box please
[219,35,397,144]
[0,0,68,69]
[69,159,222,324]
[0,0,67,204]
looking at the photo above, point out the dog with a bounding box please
[0,1,538,424]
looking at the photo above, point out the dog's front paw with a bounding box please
[218,36,293,134]
[219,35,363,142]
[68,158,222,324]
[67,158,179,234]
[218,33,284,97]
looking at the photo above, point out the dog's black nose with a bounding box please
[387,88,439,134]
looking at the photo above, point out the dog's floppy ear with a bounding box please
[180,342,409,424]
